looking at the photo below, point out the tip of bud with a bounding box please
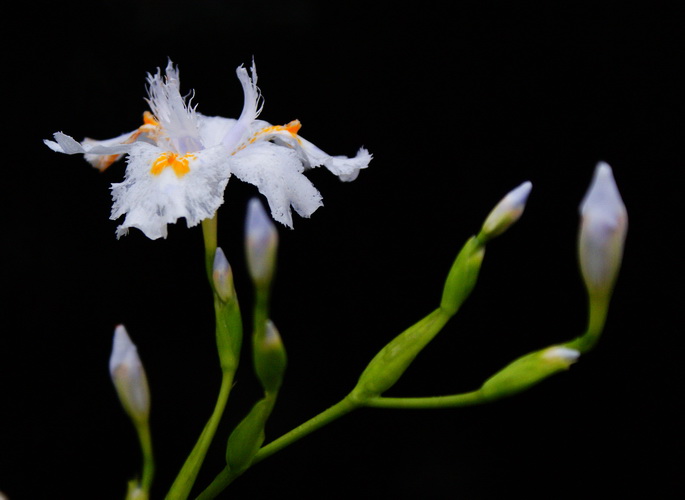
[480,181,532,241]
[542,346,580,365]
[580,162,627,220]
[110,324,136,375]
[212,247,234,302]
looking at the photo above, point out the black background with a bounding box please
[2,1,682,498]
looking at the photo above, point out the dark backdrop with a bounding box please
[3,1,682,498]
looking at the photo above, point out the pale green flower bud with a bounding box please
[578,162,628,299]
[479,181,532,242]
[212,247,235,303]
[353,309,451,400]
[254,320,287,394]
[245,198,278,287]
[225,398,272,474]
[440,237,485,315]
[110,325,150,424]
[480,346,580,401]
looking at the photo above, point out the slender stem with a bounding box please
[166,372,235,500]
[196,395,360,499]
[202,215,218,284]
[135,419,155,495]
[167,216,239,499]
[252,395,359,465]
[564,293,610,353]
[364,390,484,409]
[195,467,234,500]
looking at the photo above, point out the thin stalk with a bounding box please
[135,419,155,495]
[202,215,218,284]
[196,396,360,499]
[166,372,235,500]
[364,390,484,409]
[252,395,359,465]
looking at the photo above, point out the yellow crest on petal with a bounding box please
[150,152,195,177]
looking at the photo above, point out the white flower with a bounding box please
[45,60,371,239]
[578,162,628,297]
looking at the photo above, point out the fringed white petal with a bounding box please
[110,143,230,239]
[44,131,139,171]
[146,61,203,154]
[44,131,135,155]
[244,124,372,182]
[229,141,323,228]
[296,136,372,182]
[222,62,263,153]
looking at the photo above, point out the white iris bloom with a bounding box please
[45,61,371,239]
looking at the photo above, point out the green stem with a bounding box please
[166,216,240,499]
[364,390,485,409]
[135,418,154,495]
[196,396,360,499]
[202,215,218,284]
[195,467,233,500]
[253,395,358,465]
[166,372,235,500]
[564,293,610,353]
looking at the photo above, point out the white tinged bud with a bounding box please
[212,247,234,302]
[578,162,628,297]
[245,198,278,286]
[480,181,532,241]
[110,325,150,424]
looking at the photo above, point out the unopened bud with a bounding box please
[110,325,150,424]
[353,308,451,400]
[245,198,278,287]
[578,162,628,298]
[225,398,272,474]
[212,247,235,303]
[254,320,287,394]
[480,181,532,242]
[480,345,580,401]
[440,237,485,315]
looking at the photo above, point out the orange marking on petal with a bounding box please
[93,154,123,172]
[150,152,195,177]
[284,119,301,135]
[143,111,159,126]
[247,119,303,146]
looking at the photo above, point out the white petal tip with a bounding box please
[543,346,581,364]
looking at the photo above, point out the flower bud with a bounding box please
[480,346,580,401]
[225,398,272,474]
[578,162,628,298]
[352,308,451,401]
[479,181,532,242]
[110,325,150,424]
[245,198,278,287]
[440,237,485,315]
[254,320,287,394]
[212,247,235,303]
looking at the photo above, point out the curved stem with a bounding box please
[135,419,154,495]
[364,390,484,409]
[253,395,359,465]
[201,215,218,284]
[166,372,235,500]
[196,396,360,499]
